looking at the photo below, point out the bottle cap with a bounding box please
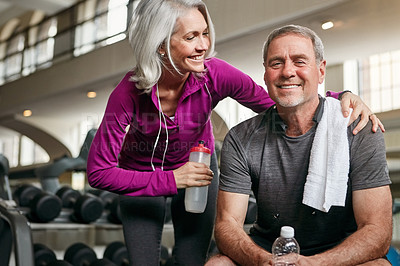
[280,226,295,238]
[190,140,211,154]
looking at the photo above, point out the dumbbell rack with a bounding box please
[0,198,127,265]
[0,199,34,266]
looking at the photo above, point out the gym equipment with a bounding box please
[0,199,34,266]
[103,241,128,266]
[0,154,14,266]
[7,130,97,194]
[162,256,174,266]
[0,154,12,200]
[64,242,118,266]
[48,261,73,266]
[34,243,57,266]
[102,241,170,266]
[160,245,170,266]
[34,129,97,194]
[90,259,116,266]
[14,184,62,223]
[56,186,103,223]
[87,189,121,224]
[0,216,12,266]
[64,242,98,266]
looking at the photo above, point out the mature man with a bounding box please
[206,25,392,265]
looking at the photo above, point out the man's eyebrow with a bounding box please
[267,56,283,63]
[292,53,309,59]
[268,54,310,63]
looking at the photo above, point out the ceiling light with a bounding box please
[23,109,32,117]
[321,21,334,30]
[87,91,97,98]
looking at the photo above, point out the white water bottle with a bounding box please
[271,226,300,266]
[184,141,211,213]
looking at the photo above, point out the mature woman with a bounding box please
[87,0,380,265]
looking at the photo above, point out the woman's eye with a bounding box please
[186,36,195,41]
[203,31,209,36]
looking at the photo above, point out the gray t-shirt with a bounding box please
[219,99,391,255]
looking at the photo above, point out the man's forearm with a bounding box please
[215,220,272,266]
[309,223,392,265]
[309,186,393,265]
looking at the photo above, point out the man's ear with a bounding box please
[318,60,327,84]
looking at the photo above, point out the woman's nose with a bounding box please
[197,35,209,51]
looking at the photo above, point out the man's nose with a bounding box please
[281,61,296,78]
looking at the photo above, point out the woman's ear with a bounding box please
[159,44,166,57]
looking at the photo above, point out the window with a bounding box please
[22,26,38,76]
[0,0,133,85]
[74,0,97,56]
[104,0,128,45]
[0,43,6,85]
[74,0,128,56]
[19,136,50,166]
[357,50,400,112]
[5,34,24,80]
[36,18,58,68]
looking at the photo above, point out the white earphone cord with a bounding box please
[150,84,169,171]
[150,83,210,171]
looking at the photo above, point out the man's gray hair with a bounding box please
[263,25,324,63]
[128,0,216,93]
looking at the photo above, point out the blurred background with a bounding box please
[0,0,399,255]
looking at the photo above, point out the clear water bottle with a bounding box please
[271,226,300,266]
[184,141,211,213]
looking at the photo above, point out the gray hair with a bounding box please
[262,25,324,63]
[128,0,216,93]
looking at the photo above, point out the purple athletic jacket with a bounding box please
[87,57,339,197]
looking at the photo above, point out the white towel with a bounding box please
[302,97,352,213]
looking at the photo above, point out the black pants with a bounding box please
[119,152,219,266]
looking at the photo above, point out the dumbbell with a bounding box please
[103,241,128,266]
[48,261,73,266]
[160,245,170,266]
[13,184,62,222]
[34,243,79,266]
[56,186,103,223]
[90,259,116,266]
[64,242,115,266]
[87,190,121,224]
[162,255,174,266]
[34,243,57,266]
[102,241,169,266]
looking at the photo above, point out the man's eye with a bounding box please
[270,62,282,68]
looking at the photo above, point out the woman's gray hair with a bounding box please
[262,25,324,63]
[128,0,216,93]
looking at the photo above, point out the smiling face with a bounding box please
[164,8,210,76]
[264,33,326,108]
